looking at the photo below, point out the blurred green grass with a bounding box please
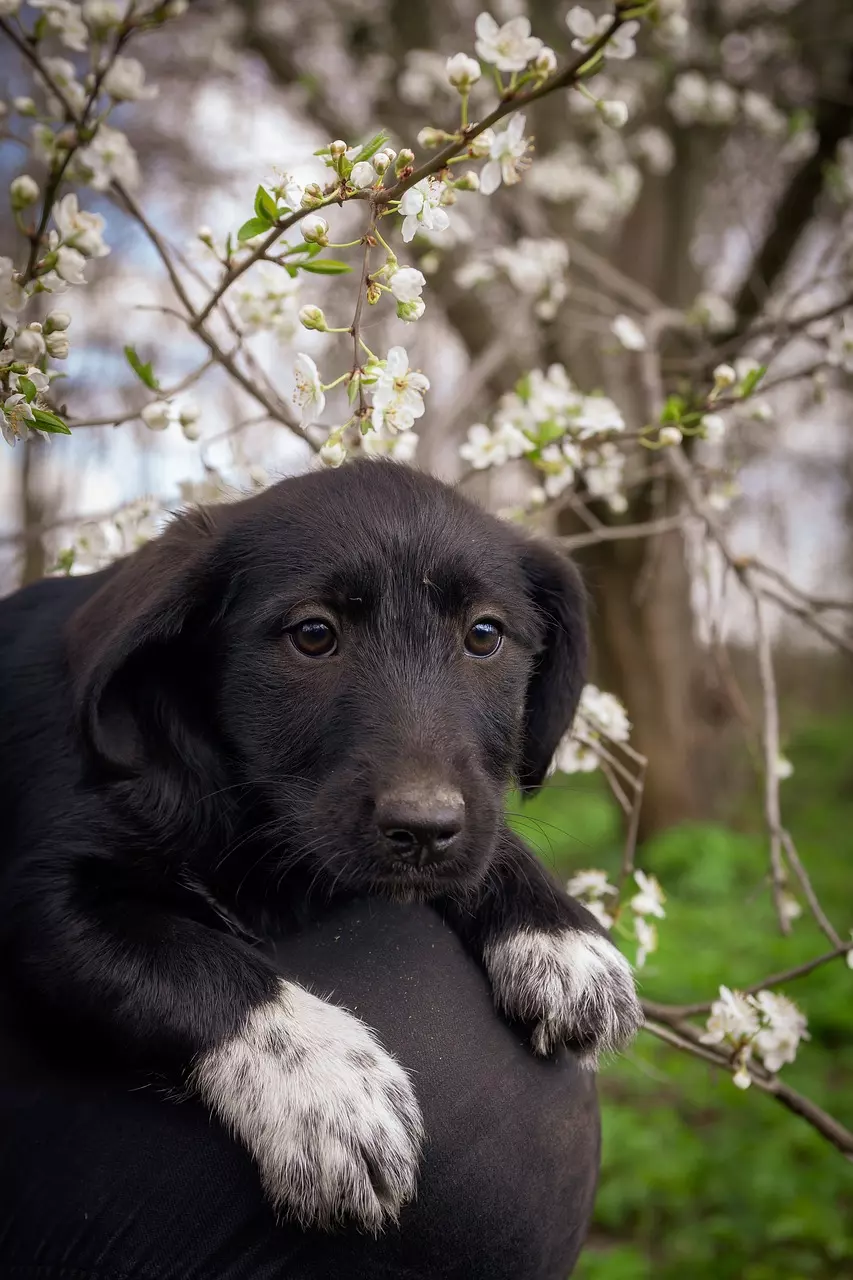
[510,713,853,1280]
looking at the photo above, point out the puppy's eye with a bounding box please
[289,619,337,658]
[464,619,503,658]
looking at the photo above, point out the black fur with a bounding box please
[0,460,624,1220]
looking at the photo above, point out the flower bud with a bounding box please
[13,96,36,116]
[712,362,737,390]
[320,435,347,467]
[417,127,453,149]
[303,182,324,203]
[598,99,629,129]
[45,331,70,359]
[10,174,39,210]
[395,148,415,174]
[372,151,391,175]
[299,304,328,332]
[13,327,46,362]
[445,53,481,91]
[301,214,329,246]
[659,425,683,446]
[534,47,557,75]
[196,224,214,244]
[141,401,173,432]
[329,140,347,159]
[454,170,480,191]
[467,129,494,158]
[382,147,397,165]
[44,310,71,333]
[396,298,425,322]
[350,160,377,189]
[178,402,200,437]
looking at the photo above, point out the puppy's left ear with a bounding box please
[517,538,588,792]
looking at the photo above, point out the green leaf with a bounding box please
[237,216,273,243]
[297,259,353,275]
[18,376,38,403]
[54,547,76,575]
[533,419,566,447]
[353,131,390,164]
[739,364,767,398]
[32,407,71,435]
[124,344,160,391]
[254,185,280,223]
[286,241,323,258]
[660,393,686,424]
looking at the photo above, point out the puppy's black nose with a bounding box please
[376,785,465,867]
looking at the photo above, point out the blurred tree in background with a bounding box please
[1,1,852,1275]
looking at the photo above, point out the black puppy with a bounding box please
[0,460,641,1232]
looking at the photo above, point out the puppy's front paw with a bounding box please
[484,927,643,1065]
[193,980,423,1232]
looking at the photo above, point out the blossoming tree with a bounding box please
[1,0,852,1171]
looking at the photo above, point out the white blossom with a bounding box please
[566,8,639,60]
[742,91,787,138]
[45,330,69,359]
[53,193,110,258]
[567,869,618,901]
[103,56,157,102]
[479,114,530,194]
[13,326,46,362]
[293,353,325,422]
[492,237,568,318]
[30,0,88,51]
[361,425,420,464]
[752,992,809,1072]
[446,52,481,90]
[633,916,657,968]
[459,420,528,469]
[235,263,301,338]
[612,314,647,350]
[74,125,140,190]
[579,684,631,741]
[1,392,35,447]
[713,362,737,390]
[389,266,426,304]
[701,986,760,1048]
[0,256,25,324]
[631,870,666,920]
[369,347,429,434]
[551,735,599,773]
[775,755,794,780]
[54,245,87,285]
[631,126,675,176]
[399,178,450,243]
[474,12,542,72]
[572,394,625,437]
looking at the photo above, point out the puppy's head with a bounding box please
[68,462,587,898]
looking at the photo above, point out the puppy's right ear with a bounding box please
[66,507,228,775]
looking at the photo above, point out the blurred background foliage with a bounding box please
[514,683,853,1278]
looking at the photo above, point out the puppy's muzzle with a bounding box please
[375,783,465,868]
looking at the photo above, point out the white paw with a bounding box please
[484,927,643,1065]
[193,980,424,1231]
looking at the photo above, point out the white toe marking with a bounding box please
[192,980,424,1231]
[484,928,642,1064]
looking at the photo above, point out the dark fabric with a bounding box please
[0,899,600,1280]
